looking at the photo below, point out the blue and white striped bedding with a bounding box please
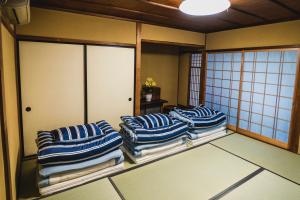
[120,115,189,144]
[37,121,123,166]
[136,113,173,129]
[170,106,227,128]
[52,123,103,141]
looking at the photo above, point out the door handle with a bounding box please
[128,98,132,101]
[25,107,31,112]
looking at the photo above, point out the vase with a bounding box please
[145,93,152,102]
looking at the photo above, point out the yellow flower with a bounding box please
[145,81,150,87]
[152,81,157,86]
[146,77,153,82]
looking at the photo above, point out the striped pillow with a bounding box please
[136,113,173,129]
[52,123,103,141]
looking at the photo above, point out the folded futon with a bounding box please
[36,120,124,195]
[120,113,189,163]
[170,105,228,145]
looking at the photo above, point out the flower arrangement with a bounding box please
[143,77,157,93]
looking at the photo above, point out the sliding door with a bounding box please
[188,53,202,106]
[87,46,134,129]
[238,49,298,148]
[205,48,299,148]
[205,52,242,130]
[19,41,85,156]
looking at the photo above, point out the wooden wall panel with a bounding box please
[16,7,136,45]
[141,44,179,106]
[1,23,20,200]
[0,124,7,200]
[141,24,205,46]
[178,53,191,106]
[206,20,300,50]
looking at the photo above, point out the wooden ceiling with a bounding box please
[31,0,300,33]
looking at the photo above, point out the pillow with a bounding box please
[121,116,143,129]
[52,123,103,141]
[136,113,173,129]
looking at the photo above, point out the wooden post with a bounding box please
[134,23,142,116]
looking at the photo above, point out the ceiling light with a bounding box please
[179,0,231,16]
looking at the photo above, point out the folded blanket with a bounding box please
[38,163,124,195]
[186,122,227,140]
[170,106,227,128]
[39,149,124,178]
[37,121,123,166]
[119,120,189,144]
[121,130,187,156]
[38,155,124,188]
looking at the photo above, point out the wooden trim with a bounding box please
[0,16,15,37]
[134,23,142,116]
[30,5,203,33]
[0,20,13,200]
[199,50,207,104]
[187,54,192,106]
[16,35,136,48]
[236,51,245,130]
[206,45,300,53]
[269,0,300,16]
[237,128,289,149]
[288,49,300,153]
[83,45,88,123]
[227,124,237,132]
[230,7,268,21]
[141,39,204,48]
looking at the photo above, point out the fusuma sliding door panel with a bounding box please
[19,41,85,156]
[87,46,134,129]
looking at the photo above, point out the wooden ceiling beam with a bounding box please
[230,7,269,22]
[269,0,300,16]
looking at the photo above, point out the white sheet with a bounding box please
[188,130,228,146]
[39,163,124,195]
[123,144,188,164]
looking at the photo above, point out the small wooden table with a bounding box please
[140,99,168,114]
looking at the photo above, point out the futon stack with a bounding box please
[120,113,189,163]
[36,120,124,195]
[170,105,228,145]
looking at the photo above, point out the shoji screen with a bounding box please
[19,42,85,156]
[87,46,134,129]
[205,52,242,130]
[188,53,202,106]
[239,50,298,146]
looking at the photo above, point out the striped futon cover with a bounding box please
[170,105,227,129]
[37,120,123,166]
[120,114,189,144]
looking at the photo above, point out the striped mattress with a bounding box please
[37,120,123,166]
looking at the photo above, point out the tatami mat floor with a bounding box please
[18,131,300,200]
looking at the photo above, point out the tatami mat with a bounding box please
[41,178,121,200]
[221,170,300,200]
[111,144,259,200]
[211,134,300,184]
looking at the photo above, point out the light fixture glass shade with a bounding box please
[179,0,231,16]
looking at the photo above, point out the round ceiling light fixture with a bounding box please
[179,0,231,16]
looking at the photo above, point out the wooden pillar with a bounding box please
[288,48,300,153]
[134,23,142,116]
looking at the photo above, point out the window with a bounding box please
[188,53,202,106]
[205,52,242,129]
[239,50,298,144]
